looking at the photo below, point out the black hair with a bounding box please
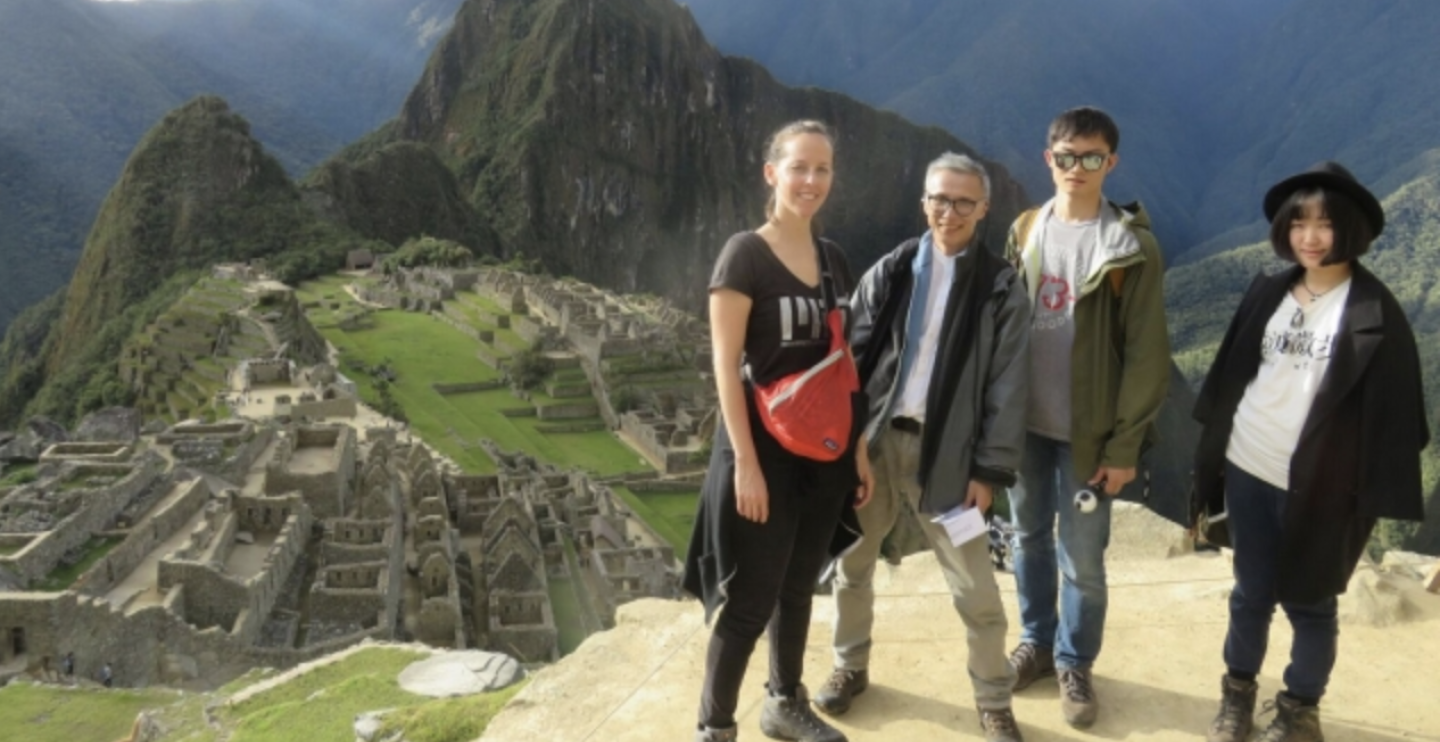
[1268,187,1375,265]
[1047,106,1120,153]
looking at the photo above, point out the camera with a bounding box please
[1073,488,1099,514]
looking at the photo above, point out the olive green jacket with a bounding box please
[1004,199,1171,478]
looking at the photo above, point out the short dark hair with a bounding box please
[1048,107,1120,153]
[1268,187,1375,265]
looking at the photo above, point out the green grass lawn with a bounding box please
[222,649,427,742]
[611,486,697,553]
[315,306,646,477]
[34,536,123,591]
[0,683,177,742]
[1,462,39,487]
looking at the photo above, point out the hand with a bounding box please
[854,446,875,509]
[963,479,993,512]
[1090,466,1136,496]
[734,459,770,523]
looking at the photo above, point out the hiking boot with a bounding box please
[760,685,848,742]
[1207,675,1258,742]
[813,668,868,716]
[1257,693,1324,742]
[979,707,1025,742]
[696,725,738,742]
[1008,642,1055,691]
[1058,667,1099,729]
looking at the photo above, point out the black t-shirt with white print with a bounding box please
[709,231,855,387]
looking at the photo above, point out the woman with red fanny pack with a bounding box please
[683,120,874,742]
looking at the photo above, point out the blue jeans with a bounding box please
[1009,434,1111,669]
[1222,461,1338,700]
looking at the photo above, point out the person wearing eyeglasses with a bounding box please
[1002,106,1171,729]
[815,152,1030,742]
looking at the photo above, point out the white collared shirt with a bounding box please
[894,242,961,421]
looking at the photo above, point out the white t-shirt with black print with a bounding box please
[709,232,854,387]
[1227,278,1352,490]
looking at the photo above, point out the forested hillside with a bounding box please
[0,0,462,333]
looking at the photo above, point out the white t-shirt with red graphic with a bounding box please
[1027,214,1098,441]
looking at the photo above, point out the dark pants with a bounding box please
[1223,461,1338,701]
[699,448,849,729]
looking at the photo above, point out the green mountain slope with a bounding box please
[0,97,377,427]
[323,0,1030,309]
[1167,160,1440,552]
[0,0,464,335]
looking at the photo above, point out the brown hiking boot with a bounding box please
[979,707,1025,742]
[696,725,738,742]
[812,668,868,716]
[760,685,848,742]
[1257,693,1324,742]
[1008,642,1055,691]
[1058,667,1099,729]
[1207,675,1258,742]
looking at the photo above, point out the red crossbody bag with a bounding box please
[751,241,860,461]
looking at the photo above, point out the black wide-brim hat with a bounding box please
[1263,160,1385,237]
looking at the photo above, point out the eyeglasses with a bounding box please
[923,194,983,216]
[1049,151,1109,172]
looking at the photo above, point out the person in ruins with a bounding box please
[1191,161,1429,742]
[683,119,872,742]
[814,152,1029,742]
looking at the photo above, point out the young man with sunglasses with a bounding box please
[815,152,1030,742]
[1003,107,1170,729]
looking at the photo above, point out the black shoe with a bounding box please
[1257,693,1324,742]
[1058,667,1099,729]
[813,668,868,716]
[979,707,1025,742]
[1008,643,1055,691]
[760,685,848,742]
[1207,675,1258,742]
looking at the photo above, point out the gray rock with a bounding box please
[141,419,168,435]
[353,709,398,742]
[1379,550,1438,581]
[235,531,255,545]
[1339,568,1419,627]
[0,431,13,446]
[1108,502,1195,561]
[74,407,143,442]
[396,651,523,698]
[0,431,42,462]
[26,415,69,443]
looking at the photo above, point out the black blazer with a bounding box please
[1193,262,1429,603]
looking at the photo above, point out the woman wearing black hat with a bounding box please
[1191,162,1429,742]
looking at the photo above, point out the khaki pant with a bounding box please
[831,426,1017,709]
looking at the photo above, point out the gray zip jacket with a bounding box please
[850,235,1030,515]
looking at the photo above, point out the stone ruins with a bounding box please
[0,264,702,690]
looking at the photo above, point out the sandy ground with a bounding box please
[478,550,1440,742]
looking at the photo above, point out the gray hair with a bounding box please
[925,152,991,200]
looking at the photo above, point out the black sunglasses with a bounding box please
[922,194,983,216]
[1049,151,1109,172]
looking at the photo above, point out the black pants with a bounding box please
[698,446,849,728]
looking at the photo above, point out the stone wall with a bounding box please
[487,590,557,663]
[72,477,208,597]
[160,496,311,643]
[0,459,162,586]
[290,398,358,420]
[39,442,133,464]
[432,381,504,395]
[536,403,599,420]
[264,426,355,520]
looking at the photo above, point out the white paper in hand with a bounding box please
[930,505,987,547]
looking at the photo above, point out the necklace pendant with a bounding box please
[1290,305,1305,329]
